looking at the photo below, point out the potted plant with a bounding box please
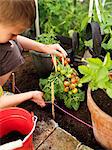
[78,52,112,149]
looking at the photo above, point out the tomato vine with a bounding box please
[39,57,85,110]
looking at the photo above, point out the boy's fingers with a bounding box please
[54,50,63,57]
[54,44,67,57]
[32,91,46,107]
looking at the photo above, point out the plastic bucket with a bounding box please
[0,107,37,150]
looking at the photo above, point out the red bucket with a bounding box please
[0,107,37,150]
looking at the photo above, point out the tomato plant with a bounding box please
[39,57,85,110]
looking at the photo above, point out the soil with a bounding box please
[3,52,107,150]
[0,131,26,145]
[92,89,112,116]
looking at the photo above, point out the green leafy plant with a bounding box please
[38,0,89,36]
[39,57,85,110]
[94,1,112,51]
[89,0,112,52]
[83,0,112,52]
[78,52,112,98]
[36,31,59,44]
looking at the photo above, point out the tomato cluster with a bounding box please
[40,56,85,111]
[57,57,82,94]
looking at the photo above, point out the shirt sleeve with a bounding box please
[0,41,25,76]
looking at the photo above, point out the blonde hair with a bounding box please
[0,0,36,28]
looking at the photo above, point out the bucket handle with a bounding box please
[0,115,37,150]
[23,115,37,143]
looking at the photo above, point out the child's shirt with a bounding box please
[0,40,25,76]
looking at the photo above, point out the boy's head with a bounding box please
[0,0,36,43]
[0,0,36,28]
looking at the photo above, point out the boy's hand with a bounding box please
[17,35,67,58]
[31,91,46,107]
[43,44,67,58]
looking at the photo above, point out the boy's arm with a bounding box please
[16,35,67,58]
[0,91,45,109]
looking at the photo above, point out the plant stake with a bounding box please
[51,81,55,119]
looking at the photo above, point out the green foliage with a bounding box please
[39,58,85,110]
[38,0,89,36]
[36,31,59,44]
[78,53,112,98]
[83,0,112,52]
[80,16,90,32]
[84,39,93,48]
[102,38,112,51]
[92,0,112,52]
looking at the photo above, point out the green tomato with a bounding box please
[69,83,76,89]
[68,91,73,95]
[60,70,66,75]
[57,66,61,72]
[68,69,73,74]
[66,74,72,78]
[72,88,78,94]
[78,83,82,87]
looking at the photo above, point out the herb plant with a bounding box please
[78,52,112,98]
[39,57,85,110]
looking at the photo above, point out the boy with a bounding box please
[0,0,67,109]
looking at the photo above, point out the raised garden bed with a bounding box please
[2,52,107,150]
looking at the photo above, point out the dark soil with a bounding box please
[92,89,112,116]
[0,131,26,145]
[3,52,107,150]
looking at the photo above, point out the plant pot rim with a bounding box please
[87,87,112,120]
[30,50,51,58]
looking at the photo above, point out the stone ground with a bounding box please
[33,119,93,150]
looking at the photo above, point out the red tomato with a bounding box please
[71,77,78,84]
[59,57,62,62]
[71,73,77,78]
[66,58,70,63]
[64,60,68,66]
